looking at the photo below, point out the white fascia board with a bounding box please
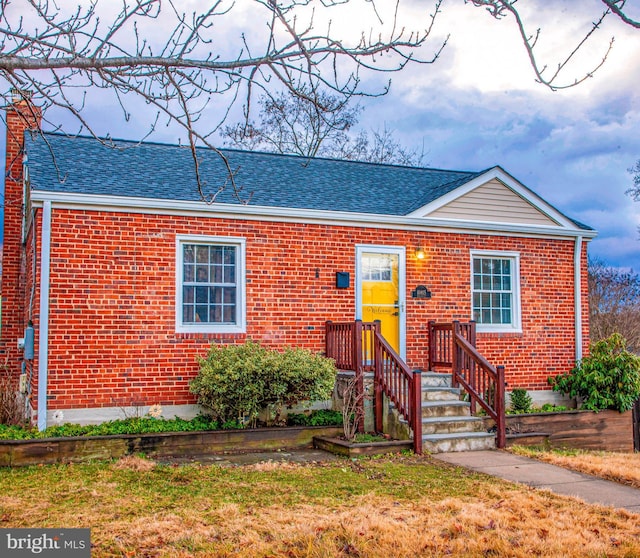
[407,167,580,231]
[30,190,596,240]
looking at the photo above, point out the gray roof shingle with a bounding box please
[24,132,483,216]
[24,131,593,231]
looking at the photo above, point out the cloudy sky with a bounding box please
[353,0,640,271]
[2,0,639,269]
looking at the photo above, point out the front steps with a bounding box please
[420,372,495,453]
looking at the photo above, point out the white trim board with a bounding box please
[30,190,597,241]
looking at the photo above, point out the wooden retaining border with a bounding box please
[0,425,343,467]
[313,435,413,457]
[484,409,634,452]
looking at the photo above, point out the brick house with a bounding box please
[2,97,595,429]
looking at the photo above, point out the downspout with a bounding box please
[574,235,584,363]
[37,200,52,431]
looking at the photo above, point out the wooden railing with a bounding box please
[428,321,476,372]
[427,320,506,448]
[325,320,378,373]
[326,320,423,453]
[373,331,422,454]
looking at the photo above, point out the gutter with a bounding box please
[29,191,598,241]
[37,200,52,431]
[574,235,584,362]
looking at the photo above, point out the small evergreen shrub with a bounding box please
[286,409,343,427]
[539,403,568,413]
[549,333,640,412]
[190,340,337,426]
[0,415,221,440]
[509,388,533,414]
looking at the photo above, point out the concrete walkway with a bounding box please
[433,450,640,514]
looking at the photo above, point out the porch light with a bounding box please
[415,247,426,260]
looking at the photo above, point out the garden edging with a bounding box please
[0,425,343,467]
[484,409,634,452]
[313,435,413,457]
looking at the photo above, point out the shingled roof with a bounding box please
[24,132,485,216]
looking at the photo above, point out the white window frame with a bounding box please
[176,235,246,334]
[470,250,521,333]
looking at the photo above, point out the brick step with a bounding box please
[422,431,496,453]
[421,415,486,435]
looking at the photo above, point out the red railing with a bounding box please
[326,320,423,453]
[428,321,476,372]
[427,320,506,448]
[373,331,422,454]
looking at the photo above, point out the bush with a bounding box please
[0,363,27,426]
[286,409,343,427]
[509,388,533,414]
[539,403,568,413]
[190,341,337,426]
[549,333,640,412]
[0,415,222,440]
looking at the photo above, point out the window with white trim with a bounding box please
[471,251,521,332]
[176,237,246,333]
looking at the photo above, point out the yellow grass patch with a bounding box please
[87,492,640,557]
[112,455,157,472]
[2,456,639,557]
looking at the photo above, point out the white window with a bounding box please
[176,236,246,333]
[470,251,521,332]
[361,253,394,281]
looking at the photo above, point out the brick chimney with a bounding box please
[1,90,42,365]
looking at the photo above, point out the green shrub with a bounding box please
[549,333,640,412]
[286,409,343,427]
[0,415,222,440]
[509,388,533,414]
[539,403,568,413]
[190,340,337,426]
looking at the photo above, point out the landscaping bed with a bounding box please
[0,425,343,467]
[484,409,634,452]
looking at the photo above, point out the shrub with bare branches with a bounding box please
[0,361,27,426]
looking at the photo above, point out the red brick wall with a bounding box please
[25,208,589,411]
[1,99,41,376]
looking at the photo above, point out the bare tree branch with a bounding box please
[0,0,440,200]
[589,258,640,353]
[466,0,616,91]
[1,0,638,200]
[602,0,640,29]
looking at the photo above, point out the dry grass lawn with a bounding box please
[511,446,640,489]
[1,454,639,557]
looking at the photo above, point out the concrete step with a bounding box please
[423,432,496,453]
[420,372,453,388]
[421,415,485,435]
[422,386,461,401]
[421,400,471,418]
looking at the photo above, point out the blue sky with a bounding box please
[1,0,639,269]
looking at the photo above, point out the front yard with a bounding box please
[1,453,639,557]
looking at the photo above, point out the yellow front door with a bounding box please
[360,251,400,353]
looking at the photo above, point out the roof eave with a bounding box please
[29,190,598,239]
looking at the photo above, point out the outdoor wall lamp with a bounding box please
[415,247,426,260]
